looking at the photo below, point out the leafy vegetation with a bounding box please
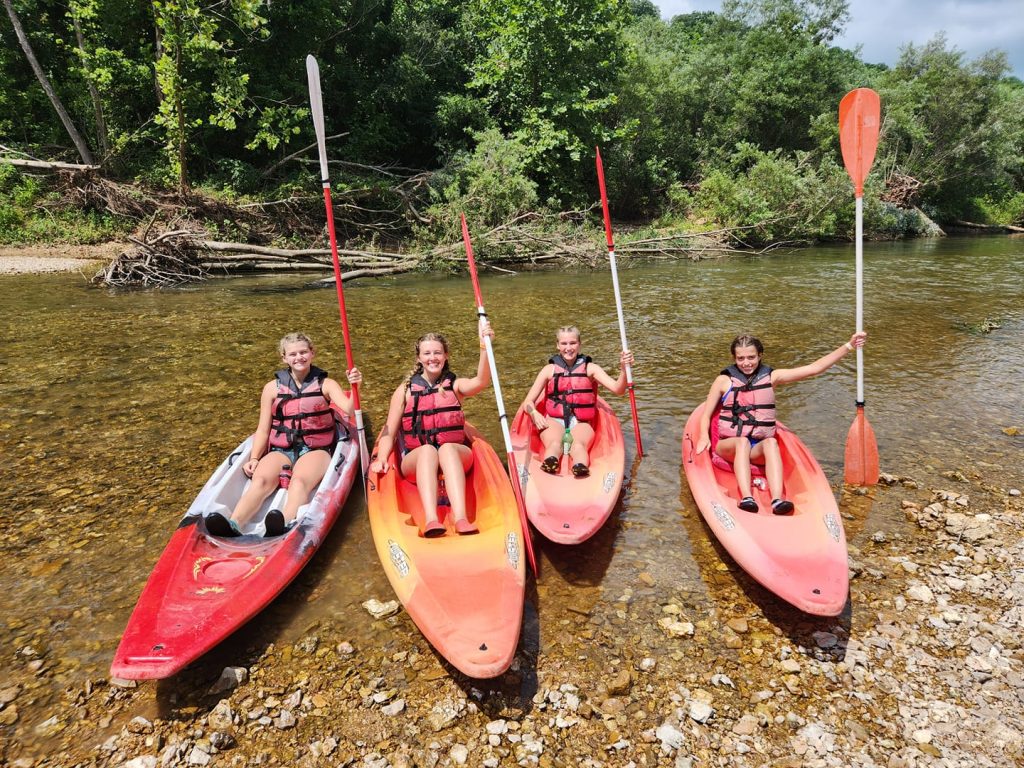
[2,0,1022,248]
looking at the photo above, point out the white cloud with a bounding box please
[654,0,1024,78]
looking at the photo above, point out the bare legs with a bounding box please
[401,443,474,531]
[231,448,331,528]
[538,418,595,470]
[714,436,783,502]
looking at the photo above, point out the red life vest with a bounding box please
[269,366,336,450]
[544,355,597,424]
[717,364,776,440]
[400,371,466,450]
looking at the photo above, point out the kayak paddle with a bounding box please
[460,214,537,575]
[595,147,644,457]
[306,55,370,486]
[839,87,881,486]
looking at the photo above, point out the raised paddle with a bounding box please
[595,147,644,457]
[306,55,370,485]
[839,87,881,486]
[460,214,537,575]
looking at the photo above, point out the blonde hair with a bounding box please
[278,332,315,356]
[405,332,451,384]
[556,325,581,343]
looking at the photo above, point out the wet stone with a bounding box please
[726,618,749,634]
[128,716,154,734]
[688,701,714,723]
[381,699,406,716]
[362,598,400,619]
[122,758,158,768]
[209,666,247,694]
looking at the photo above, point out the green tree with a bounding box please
[466,0,628,204]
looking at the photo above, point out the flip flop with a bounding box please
[423,519,446,538]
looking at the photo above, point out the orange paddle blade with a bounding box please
[844,406,879,485]
[839,88,881,197]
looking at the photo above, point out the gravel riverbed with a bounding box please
[3,471,1023,768]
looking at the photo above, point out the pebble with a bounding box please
[812,631,838,649]
[362,598,400,619]
[449,744,469,764]
[186,748,211,766]
[907,584,934,603]
[381,699,406,716]
[688,701,714,723]
[208,667,247,694]
[656,722,686,750]
[123,758,158,768]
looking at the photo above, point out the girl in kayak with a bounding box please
[369,323,494,537]
[694,331,867,514]
[519,325,634,477]
[206,332,362,538]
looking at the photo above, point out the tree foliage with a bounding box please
[2,0,1023,243]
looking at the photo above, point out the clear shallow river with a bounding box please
[1,235,1022,747]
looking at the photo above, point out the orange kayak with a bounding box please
[681,404,849,615]
[510,396,624,544]
[367,423,526,678]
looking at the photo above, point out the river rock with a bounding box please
[907,584,934,603]
[362,598,400,619]
[186,747,211,766]
[122,758,158,768]
[127,716,154,734]
[449,744,469,765]
[688,701,714,723]
[381,699,406,716]
[607,668,633,695]
[427,698,466,731]
[659,618,695,637]
[812,631,838,649]
[209,666,247,694]
[656,722,686,751]
[275,710,296,729]
[207,701,234,731]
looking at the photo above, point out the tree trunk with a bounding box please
[173,15,187,194]
[70,10,111,164]
[2,0,95,165]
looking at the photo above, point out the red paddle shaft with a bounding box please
[461,214,537,575]
[595,147,644,457]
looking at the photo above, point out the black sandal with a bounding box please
[771,498,795,515]
[206,511,241,537]
[738,496,759,513]
[539,456,559,474]
[263,509,286,537]
[571,463,590,478]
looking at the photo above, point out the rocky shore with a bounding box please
[3,470,1022,768]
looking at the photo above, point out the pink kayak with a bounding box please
[681,403,849,615]
[510,396,624,544]
[111,416,360,679]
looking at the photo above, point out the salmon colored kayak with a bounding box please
[510,395,624,544]
[367,423,526,678]
[681,404,849,615]
[111,418,360,679]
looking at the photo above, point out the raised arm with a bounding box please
[321,367,362,419]
[588,350,635,396]
[454,321,494,398]
[772,332,866,386]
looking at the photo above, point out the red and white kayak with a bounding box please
[510,396,624,544]
[367,423,526,679]
[111,416,360,679]
[681,404,849,615]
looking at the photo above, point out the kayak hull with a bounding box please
[111,420,360,679]
[367,423,526,678]
[510,396,624,544]
[681,404,849,616]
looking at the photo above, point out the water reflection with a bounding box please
[1,235,1022,748]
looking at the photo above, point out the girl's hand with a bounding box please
[370,454,390,475]
[848,331,867,349]
[479,320,494,347]
[243,458,260,478]
[346,367,363,385]
[695,436,711,455]
[620,349,634,368]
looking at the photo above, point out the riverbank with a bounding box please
[0,243,125,274]
[4,470,1022,768]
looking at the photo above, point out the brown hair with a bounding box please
[730,334,763,356]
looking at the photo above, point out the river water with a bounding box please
[2,235,1022,753]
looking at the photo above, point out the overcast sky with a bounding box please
[654,0,1024,79]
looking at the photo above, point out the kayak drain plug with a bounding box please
[479,643,488,651]
[812,589,821,595]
